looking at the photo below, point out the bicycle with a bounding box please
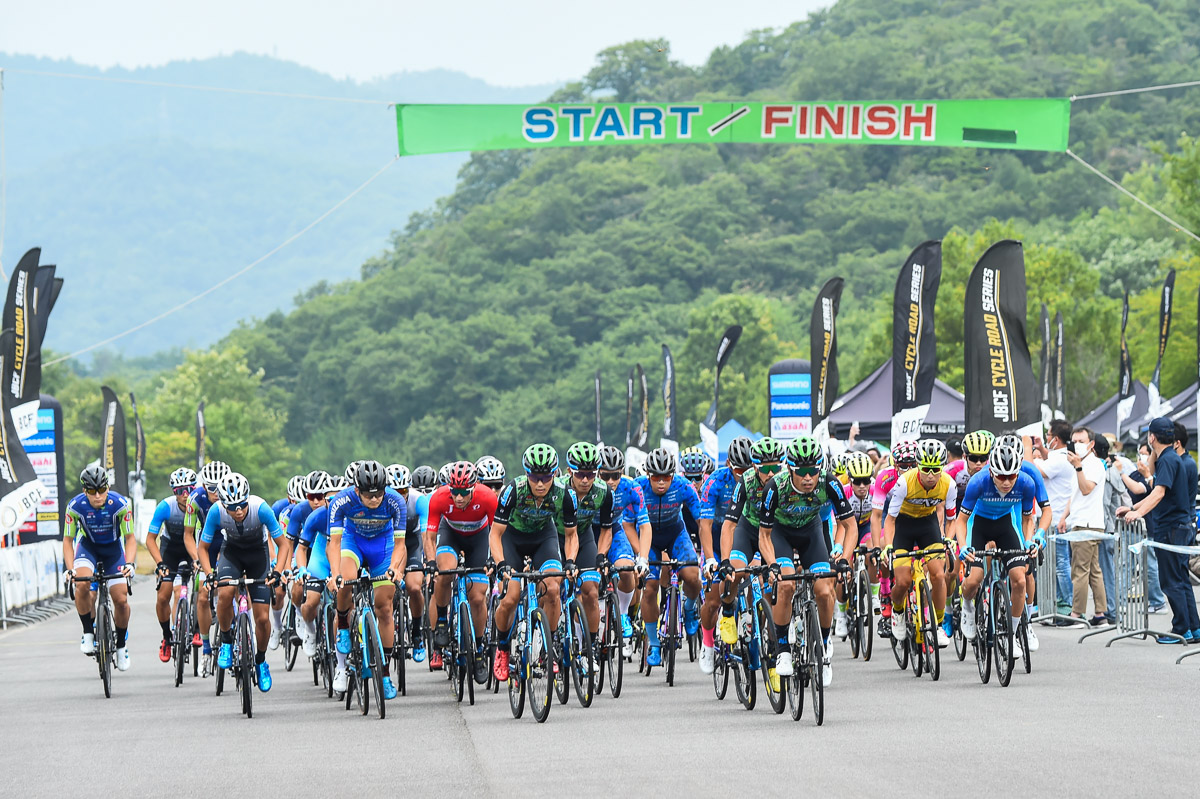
[889,544,945,681]
[774,562,843,725]
[342,568,389,718]
[303,576,337,697]
[161,560,193,687]
[967,548,1029,687]
[948,549,969,663]
[503,560,562,723]
[717,564,773,711]
[642,559,699,687]
[438,554,489,706]
[280,579,302,672]
[847,545,879,661]
[553,573,594,707]
[594,562,632,699]
[213,574,262,718]
[390,563,428,698]
[71,563,130,699]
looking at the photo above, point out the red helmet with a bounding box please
[446,460,478,490]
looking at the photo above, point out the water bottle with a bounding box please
[740,611,752,640]
[793,616,804,644]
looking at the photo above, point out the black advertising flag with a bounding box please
[963,240,1039,434]
[130,392,146,477]
[1039,303,1051,424]
[32,265,58,347]
[1052,310,1064,417]
[3,248,42,441]
[1148,268,1175,416]
[1116,291,1135,436]
[100,386,129,497]
[635,363,649,449]
[703,324,743,430]
[0,345,44,538]
[810,277,844,426]
[891,241,941,441]
[594,371,603,444]
[624,370,634,448]
[661,344,677,442]
[196,401,207,471]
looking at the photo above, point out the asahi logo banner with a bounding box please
[963,240,1039,435]
[891,241,941,442]
[810,277,843,425]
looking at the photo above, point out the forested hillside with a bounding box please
[47,0,1200,497]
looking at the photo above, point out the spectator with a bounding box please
[1097,434,1129,623]
[1124,440,1168,612]
[1031,419,1076,616]
[1062,426,1107,624]
[1118,418,1200,643]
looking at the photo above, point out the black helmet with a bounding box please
[644,447,677,476]
[411,465,437,491]
[354,460,388,492]
[727,436,753,469]
[80,464,110,491]
[599,445,624,472]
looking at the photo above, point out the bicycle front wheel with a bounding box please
[237,613,253,718]
[97,593,113,699]
[553,612,570,705]
[568,599,593,707]
[604,595,623,698]
[993,582,1014,687]
[733,640,756,711]
[786,643,803,722]
[807,602,825,727]
[756,597,783,714]
[921,578,940,681]
[665,589,679,687]
[363,611,387,719]
[174,594,190,687]
[907,594,923,679]
[974,590,992,684]
[856,568,873,661]
[528,608,554,723]
[713,642,730,700]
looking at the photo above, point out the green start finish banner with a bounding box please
[394,98,1070,156]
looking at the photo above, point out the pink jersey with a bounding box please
[843,482,872,527]
[945,459,966,483]
[870,466,903,511]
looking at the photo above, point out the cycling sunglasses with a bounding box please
[851,478,872,486]
[572,470,597,479]
[449,487,473,497]
[172,486,193,497]
[526,473,555,485]
[993,472,1018,482]
[305,492,325,501]
[648,472,673,480]
[967,454,989,463]
[918,466,942,474]
[790,466,820,477]
[360,489,386,499]
[599,471,622,481]
[225,501,249,512]
[755,463,782,475]
[85,487,108,496]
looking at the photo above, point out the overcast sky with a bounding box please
[0,0,830,87]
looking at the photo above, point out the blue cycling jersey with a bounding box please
[200,496,283,548]
[328,487,407,540]
[699,467,739,522]
[186,486,216,524]
[961,468,1037,521]
[415,492,431,534]
[65,493,132,544]
[287,500,320,542]
[148,496,188,543]
[611,476,650,528]
[1020,461,1049,506]
[300,504,330,549]
[635,475,702,537]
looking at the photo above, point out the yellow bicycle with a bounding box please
[889,544,945,681]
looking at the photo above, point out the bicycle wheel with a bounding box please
[324,603,337,698]
[908,594,923,679]
[665,588,679,687]
[603,596,623,698]
[973,589,992,684]
[508,630,526,719]
[553,613,570,705]
[713,642,730,700]
[786,636,804,722]
[847,577,860,660]
[97,593,113,699]
[528,608,554,723]
[456,601,472,705]
[174,594,189,687]
[487,590,502,694]
[889,608,908,670]
[284,604,299,672]
[394,603,409,697]
[190,594,201,677]
[238,614,253,718]
[857,570,873,662]
[448,607,465,703]
[733,641,756,711]
[1020,611,1032,675]
[807,603,824,726]
[755,597,783,714]
[952,593,968,662]
[568,599,593,707]
[363,611,386,719]
[921,578,940,681]
[993,582,1014,687]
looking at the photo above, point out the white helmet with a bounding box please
[199,461,231,490]
[302,470,330,495]
[475,456,505,484]
[169,467,197,490]
[286,475,305,503]
[386,464,411,491]
[217,472,251,506]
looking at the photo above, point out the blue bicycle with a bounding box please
[504,559,562,723]
[438,553,489,706]
[555,575,594,707]
[342,568,388,719]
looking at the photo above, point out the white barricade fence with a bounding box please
[0,540,67,629]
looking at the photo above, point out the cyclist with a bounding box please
[489,444,579,682]
[834,451,878,638]
[680,448,710,546]
[295,475,343,667]
[184,460,231,665]
[953,443,1036,647]
[883,439,956,645]
[267,475,304,651]
[429,461,499,681]
[697,436,753,674]
[476,455,506,494]
[285,470,331,656]
[636,447,704,668]
[64,465,136,670]
[832,453,850,488]
[387,463,429,664]
[717,437,786,652]
[598,445,651,654]
[198,472,285,692]
[558,442,614,672]
[870,442,917,636]
[759,436,856,686]
[995,432,1050,650]
[144,467,198,662]
[329,459,408,700]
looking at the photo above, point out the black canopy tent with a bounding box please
[1121,381,1198,445]
[827,360,966,441]
[1073,380,1150,443]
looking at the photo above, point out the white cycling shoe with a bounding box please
[80,633,95,655]
[333,667,348,692]
[115,647,131,671]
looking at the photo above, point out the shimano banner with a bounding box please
[768,358,812,442]
[891,240,941,442]
[963,240,1039,435]
[810,277,843,428]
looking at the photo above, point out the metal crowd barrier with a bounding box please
[0,540,71,630]
[1086,519,1188,647]
[1031,533,1089,629]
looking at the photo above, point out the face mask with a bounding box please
[1138,454,1149,466]
[1073,442,1089,457]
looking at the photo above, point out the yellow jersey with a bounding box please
[885,469,957,520]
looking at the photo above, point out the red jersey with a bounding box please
[426,485,498,537]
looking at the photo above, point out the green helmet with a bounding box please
[785,436,824,468]
[750,437,785,464]
[566,441,600,471]
[522,443,559,474]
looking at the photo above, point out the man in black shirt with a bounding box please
[1118,417,1200,643]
